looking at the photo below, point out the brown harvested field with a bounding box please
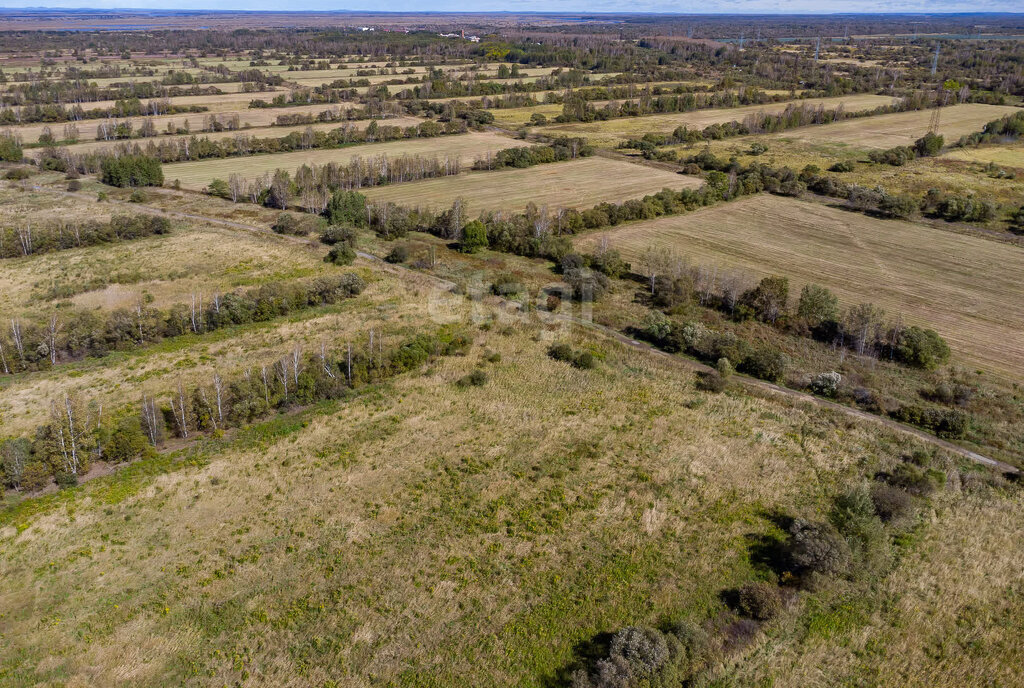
[363,156,700,213]
[941,142,1024,169]
[761,104,1023,150]
[576,194,1024,377]
[22,116,425,158]
[542,94,900,145]
[164,130,517,190]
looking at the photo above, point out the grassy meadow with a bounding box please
[3,315,1001,687]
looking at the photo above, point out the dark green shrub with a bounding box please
[490,273,523,296]
[893,326,950,369]
[828,160,855,173]
[696,370,727,392]
[870,482,915,522]
[456,369,488,387]
[129,189,147,203]
[548,343,596,369]
[739,347,788,383]
[319,224,357,246]
[67,180,82,192]
[325,245,356,266]
[460,219,488,253]
[385,245,409,263]
[738,582,783,621]
[787,519,851,577]
[4,167,32,180]
[913,132,944,157]
[887,463,944,497]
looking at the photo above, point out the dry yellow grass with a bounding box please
[163,130,517,190]
[364,156,701,213]
[759,104,1022,150]
[576,194,1024,377]
[0,188,329,319]
[941,142,1024,169]
[542,94,900,145]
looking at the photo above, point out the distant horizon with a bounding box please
[2,4,1024,17]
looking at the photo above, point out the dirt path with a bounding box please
[14,180,1019,475]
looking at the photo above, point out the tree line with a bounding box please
[0,99,208,127]
[0,213,169,259]
[0,324,470,492]
[0,273,365,375]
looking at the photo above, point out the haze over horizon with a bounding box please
[2,2,1024,16]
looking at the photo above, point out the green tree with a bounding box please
[460,220,488,253]
[742,275,790,324]
[0,132,22,162]
[207,178,230,198]
[797,284,839,327]
[913,132,944,157]
[325,189,368,227]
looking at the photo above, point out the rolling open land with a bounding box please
[577,194,1024,377]
[2,14,1024,688]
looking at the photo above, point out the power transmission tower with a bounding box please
[814,37,821,62]
[931,44,940,76]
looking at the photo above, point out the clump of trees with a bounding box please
[868,132,944,166]
[0,213,169,259]
[105,118,466,165]
[473,137,593,170]
[0,131,22,161]
[954,110,1024,147]
[99,153,163,187]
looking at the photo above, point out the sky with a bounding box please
[0,1,1022,13]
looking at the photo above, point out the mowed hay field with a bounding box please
[542,94,899,145]
[164,131,517,190]
[762,103,1023,149]
[577,194,1024,377]
[941,142,1024,169]
[363,157,699,213]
